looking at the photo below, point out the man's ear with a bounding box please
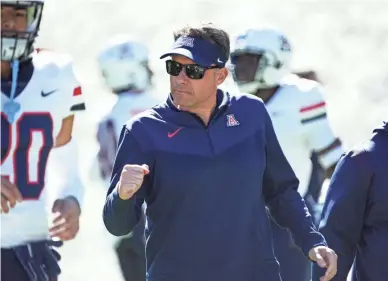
[216,68,229,86]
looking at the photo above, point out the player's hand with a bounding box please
[118,164,149,200]
[49,196,81,241]
[1,176,23,213]
[309,245,338,281]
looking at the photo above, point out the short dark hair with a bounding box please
[173,23,230,60]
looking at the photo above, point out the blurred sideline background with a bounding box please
[36,0,387,280]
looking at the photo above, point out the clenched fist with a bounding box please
[118,164,149,200]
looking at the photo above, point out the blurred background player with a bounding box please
[293,71,326,225]
[230,27,344,281]
[1,0,85,280]
[95,35,160,281]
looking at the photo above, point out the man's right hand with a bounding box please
[118,164,149,200]
[1,176,23,213]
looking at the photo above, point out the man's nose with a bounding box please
[176,68,189,84]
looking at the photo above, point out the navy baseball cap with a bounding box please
[160,36,227,68]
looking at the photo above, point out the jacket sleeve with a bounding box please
[262,107,327,257]
[312,149,370,281]
[102,125,152,236]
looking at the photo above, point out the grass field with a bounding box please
[36,0,388,280]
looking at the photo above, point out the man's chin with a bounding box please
[174,100,190,109]
[172,96,194,110]
[172,92,190,103]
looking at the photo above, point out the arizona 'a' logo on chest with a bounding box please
[226,114,240,127]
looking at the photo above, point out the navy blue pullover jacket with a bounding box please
[103,90,326,281]
[313,122,388,281]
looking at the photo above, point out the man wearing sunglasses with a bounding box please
[103,23,337,281]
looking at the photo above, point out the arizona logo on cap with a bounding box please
[174,36,195,48]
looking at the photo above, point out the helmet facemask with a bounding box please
[231,51,282,94]
[1,0,44,62]
[230,28,293,94]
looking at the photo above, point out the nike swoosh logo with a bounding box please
[168,127,183,138]
[41,90,58,97]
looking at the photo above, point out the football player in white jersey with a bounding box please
[230,27,344,281]
[96,36,160,281]
[1,1,85,280]
[293,71,326,223]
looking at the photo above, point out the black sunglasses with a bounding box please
[165,60,221,80]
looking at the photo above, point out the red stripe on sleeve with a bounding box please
[299,101,325,113]
[73,86,82,96]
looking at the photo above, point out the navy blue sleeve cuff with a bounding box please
[110,188,136,214]
[302,233,328,259]
[103,187,136,236]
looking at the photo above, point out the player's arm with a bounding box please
[49,113,83,206]
[55,115,75,146]
[47,119,83,240]
[312,149,370,280]
[299,85,344,179]
[261,105,327,257]
[316,139,342,178]
[45,70,85,240]
[103,125,152,236]
[46,58,86,210]
[96,119,118,181]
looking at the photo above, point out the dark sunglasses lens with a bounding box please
[185,65,206,79]
[166,60,182,76]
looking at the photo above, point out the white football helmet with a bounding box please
[230,27,292,93]
[1,0,44,61]
[97,35,151,93]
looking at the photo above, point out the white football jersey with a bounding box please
[266,74,343,197]
[1,49,85,248]
[96,91,161,184]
